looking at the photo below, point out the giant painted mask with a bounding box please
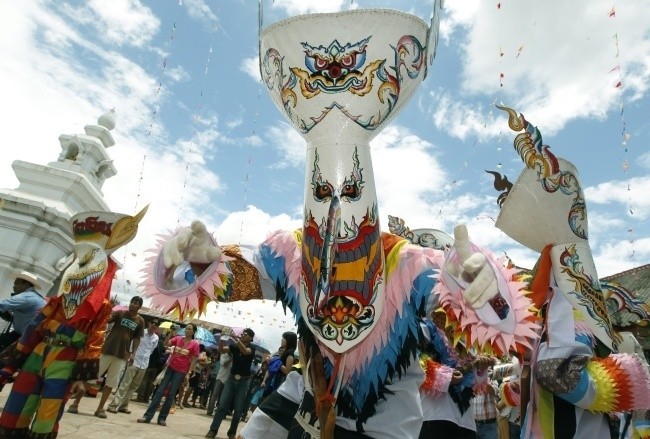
[260,8,440,353]
[494,106,619,352]
[58,207,147,319]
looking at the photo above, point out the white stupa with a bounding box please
[0,110,117,297]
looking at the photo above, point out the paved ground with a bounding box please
[0,384,246,438]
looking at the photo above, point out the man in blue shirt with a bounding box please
[0,271,46,341]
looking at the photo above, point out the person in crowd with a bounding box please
[247,357,268,414]
[106,318,160,414]
[260,331,297,401]
[138,323,200,426]
[492,358,521,439]
[68,296,145,418]
[194,348,212,409]
[183,344,208,407]
[198,350,218,409]
[472,370,499,439]
[136,333,167,402]
[0,271,46,350]
[497,377,520,439]
[205,328,256,439]
[206,349,231,416]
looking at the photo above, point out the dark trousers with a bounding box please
[206,378,225,414]
[136,367,160,402]
[208,375,250,435]
[200,375,216,407]
[420,420,477,438]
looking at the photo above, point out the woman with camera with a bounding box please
[137,323,200,427]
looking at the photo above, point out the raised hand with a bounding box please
[449,225,498,309]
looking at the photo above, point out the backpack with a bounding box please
[267,356,283,375]
[263,356,285,397]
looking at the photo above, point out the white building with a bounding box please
[0,110,117,298]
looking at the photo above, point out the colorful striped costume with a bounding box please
[519,248,650,439]
[0,258,116,438]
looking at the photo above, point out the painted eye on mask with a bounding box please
[341,183,360,200]
[314,57,329,70]
[314,182,333,201]
[339,54,356,69]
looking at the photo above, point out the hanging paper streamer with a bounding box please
[148,20,178,137]
[121,4,184,296]
[495,5,507,177]
[176,2,221,226]
[608,2,636,263]
[237,62,264,245]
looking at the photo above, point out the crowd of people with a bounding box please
[0,263,647,439]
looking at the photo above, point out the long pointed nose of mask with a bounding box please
[315,195,341,312]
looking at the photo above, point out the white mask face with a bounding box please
[300,143,385,353]
[495,106,618,352]
[259,9,432,354]
[58,241,108,319]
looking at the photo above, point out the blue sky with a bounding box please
[1,0,649,346]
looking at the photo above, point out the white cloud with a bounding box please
[164,65,190,83]
[594,236,650,277]
[84,0,159,47]
[640,151,650,169]
[372,125,448,224]
[586,176,650,220]
[241,56,261,82]
[269,0,348,16]
[430,91,501,141]
[266,123,307,168]
[439,1,650,135]
[182,0,219,28]
[215,205,301,246]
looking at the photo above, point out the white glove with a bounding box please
[449,225,498,309]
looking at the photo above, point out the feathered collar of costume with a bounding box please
[139,230,233,319]
[259,230,443,424]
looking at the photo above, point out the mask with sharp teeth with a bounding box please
[58,206,148,319]
[59,242,108,319]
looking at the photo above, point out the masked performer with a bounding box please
[237,7,542,433]
[141,5,538,438]
[493,106,650,438]
[0,207,147,437]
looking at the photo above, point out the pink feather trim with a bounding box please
[140,230,233,318]
[420,356,454,397]
[437,249,540,356]
[264,232,446,385]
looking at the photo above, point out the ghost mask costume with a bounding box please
[0,207,147,438]
[494,106,650,439]
[251,5,539,436]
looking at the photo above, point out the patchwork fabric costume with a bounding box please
[493,106,650,438]
[0,208,146,438]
